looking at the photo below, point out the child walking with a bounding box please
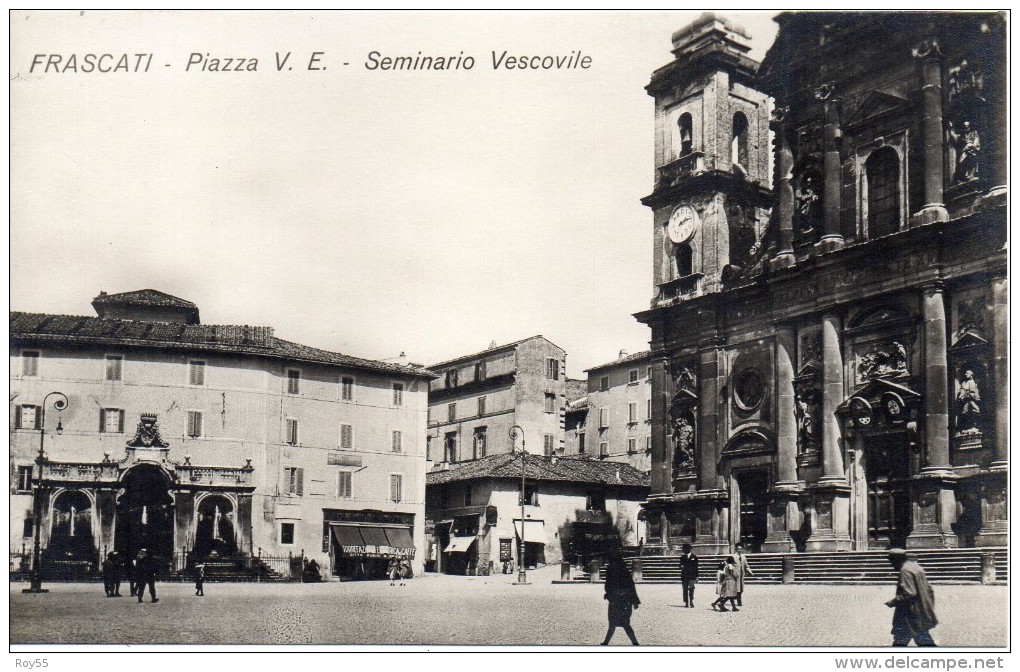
[711,557,739,612]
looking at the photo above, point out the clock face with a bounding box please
[667,205,699,244]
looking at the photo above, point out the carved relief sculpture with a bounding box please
[126,413,169,448]
[671,415,696,477]
[856,340,908,381]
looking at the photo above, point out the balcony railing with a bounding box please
[656,152,705,190]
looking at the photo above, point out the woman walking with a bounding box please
[601,552,640,645]
[711,557,740,612]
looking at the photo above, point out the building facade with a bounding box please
[10,289,435,579]
[566,351,653,474]
[425,453,648,574]
[426,336,568,464]
[637,13,1007,555]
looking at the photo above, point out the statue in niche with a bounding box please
[794,386,822,453]
[795,175,820,223]
[671,415,695,477]
[948,119,981,183]
[955,369,982,434]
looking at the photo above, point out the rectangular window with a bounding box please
[646,435,652,452]
[286,418,299,445]
[23,517,34,539]
[463,485,473,507]
[448,403,456,422]
[646,366,652,380]
[520,483,539,506]
[105,355,123,382]
[647,398,652,421]
[475,361,486,382]
[628,437,638,454]
[187,411,203,438]
[545,393,556,413]
[287,369,300,394]
[446,369,458,388]
[444,433,457,462]
[599,407,608,428]
[100,408,125,434]
[17,465,34,492]
[285,467,304,496]
[22,351,39,377]
[586,491,606,512]
[340,423,353,450]
[392,383,404,407]
[280,522,295,545]
[578,432,586,454]
[389,474,403,503]
[473,428,487,459]
[544,434,555,456]
[628,402,638,424]
[15,405,40,430]
[477,396,486,416]
[599,375,609,391]
[391,430,402,453]
[341,376,355,401]
[337,471,353,499]
[599,442,608,459]
[189,360,206,386]
[629,369,639,384]
[546,358,560,380]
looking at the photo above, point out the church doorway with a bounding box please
[115,464,175,567]
[47,490,97,563]
[735,471,769,552]
[863,433,911,549]
[195,495,237,560]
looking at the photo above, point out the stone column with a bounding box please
[174,490,196,553]
[771,107,795,268]
[816,85,844,252]
[649,356,671,494]
[990,276,1008,466]
[910,38,949,226]
[806,313,851,551]
[698,348,722,492]
[97,489,118,555]
[764,326,801,552]
[237,494,254,556]
[908,282,958,548]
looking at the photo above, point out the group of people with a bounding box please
[387,558,413,586]
[601,544,938,647]
[100,548,159,603]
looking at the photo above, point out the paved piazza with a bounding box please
[10,567,1007,647]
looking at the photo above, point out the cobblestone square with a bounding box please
[10,568,1008,648]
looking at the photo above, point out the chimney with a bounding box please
[398,352,408,365]
[488,340,498,350]
[616,468,622,483]
[619,349,629,360]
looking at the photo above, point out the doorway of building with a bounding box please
[194,495,237,560]
[736,471,769,552]
[47,490,97,563]
[864,433,911,549]
[115,464,175,567]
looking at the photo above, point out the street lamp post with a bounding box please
[22,391,68,594]
[508,425,528,585]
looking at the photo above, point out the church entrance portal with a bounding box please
[736,471,769,552]
[864,433,911,549]
[115,464,175,566]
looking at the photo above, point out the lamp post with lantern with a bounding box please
[508,425,529,585]
[22,391,69,594]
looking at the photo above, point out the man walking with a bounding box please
[135,548,159,603]
[885,548,937,646]
[678,543,699,608]
[733,543,754,606]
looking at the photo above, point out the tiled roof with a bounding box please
[428,335,562,369]
[584,350,652,373]
[426,452,648,488]
[565,395,588,411]
[92,289,197,309]
[10,312,436,379]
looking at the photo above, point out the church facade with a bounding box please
[637,13,1006,555]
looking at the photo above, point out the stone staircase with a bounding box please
[598,547,1007,585]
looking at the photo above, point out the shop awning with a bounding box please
[513,519,548,545]
[330,524,415,559]
[445,536,477,553]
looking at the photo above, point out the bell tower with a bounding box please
[641,12,772,304]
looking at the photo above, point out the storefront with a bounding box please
[323,509,415,580]
[513,519,548,569]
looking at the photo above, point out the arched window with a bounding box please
[866,147,900,237]
[678,113,693,156]
[676,244,693,277]
[731,112,749,169]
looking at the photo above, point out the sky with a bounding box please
[10,10,779,377]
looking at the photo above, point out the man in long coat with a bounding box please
[733,543,754,606]
[885,549,937,646]
[678,543,699,608]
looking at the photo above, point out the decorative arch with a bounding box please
[847,303,913,331]
[732,111,750,170]
[678,112,693,156]
[48,489,97,562]
[721,427,775,458]
[195,493,238,559]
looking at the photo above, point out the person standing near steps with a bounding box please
[678,543,699,608]
[601,551,640,645]
[733,542,754,606]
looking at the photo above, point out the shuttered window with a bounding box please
[285,467,304,496]
[340,423,353,450]
[392,383,404,407]
[105,355,123,382]
[392,430,402,453]
[546,358,560,380]
[389,474,403,503]
[341,376,355,401]
[15,405,40,430]
[189,360,206,386]
[629,402,638,424]
[287,369,300,394]
[544,434,555,456]
[286,419,299,445]
[100,408,125,433]
[187,411,203,438]
[22,351,39,377]
[337,471,352,499]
